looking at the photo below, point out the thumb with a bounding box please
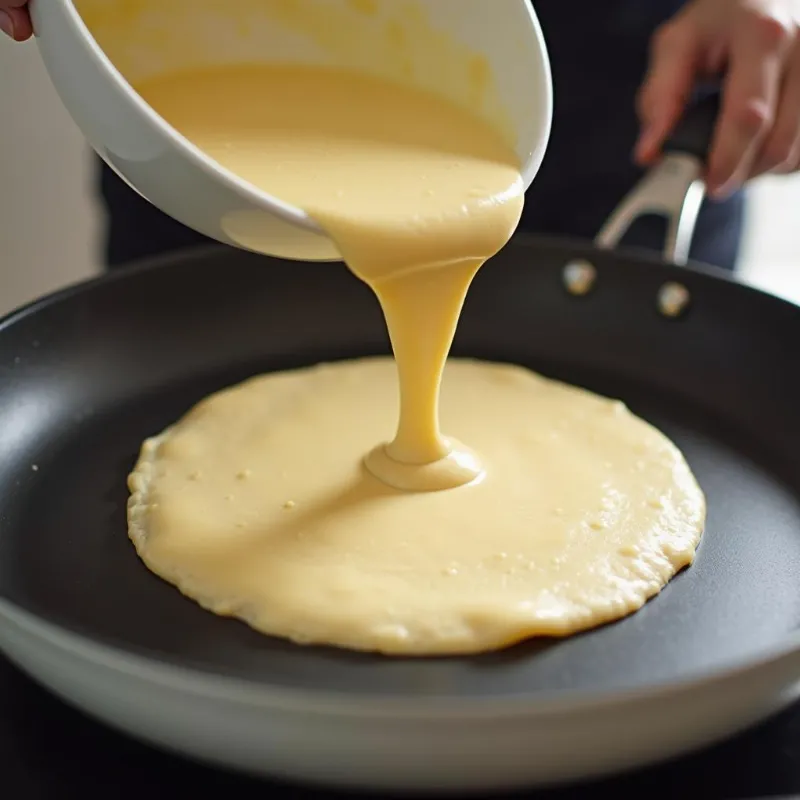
[635,20,703,165]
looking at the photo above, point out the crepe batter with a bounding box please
[128,64,705,655]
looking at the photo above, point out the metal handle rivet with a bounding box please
[657,282,691,318]
[563,260,597,296]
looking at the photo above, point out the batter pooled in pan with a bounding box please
[128,358,704,655]
[127,64,704,655]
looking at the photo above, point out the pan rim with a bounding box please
[1,238,799,716]
[3,598,800,718]
[0,234,782,338]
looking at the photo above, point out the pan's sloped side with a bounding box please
[2,596,800,793]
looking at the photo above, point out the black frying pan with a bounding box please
[1,95,800,793]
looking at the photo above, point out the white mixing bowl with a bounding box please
[30,0,553,262]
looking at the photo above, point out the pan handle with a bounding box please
[595,92,721,266]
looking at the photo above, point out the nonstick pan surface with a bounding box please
[0,237,799,790]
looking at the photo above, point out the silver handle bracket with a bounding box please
[594,153,706,267]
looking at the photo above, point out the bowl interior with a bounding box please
[73,0,551,181]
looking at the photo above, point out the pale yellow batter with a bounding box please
[127,63,705,655]
[129,358,703,655]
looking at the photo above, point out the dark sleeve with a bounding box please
[96,156,212,271]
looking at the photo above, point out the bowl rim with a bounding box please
[513,0,553,192]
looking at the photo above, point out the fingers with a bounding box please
[751,40,800,175]
[635,19,703,166]
[0,1,32,42]
[707,6,795,196]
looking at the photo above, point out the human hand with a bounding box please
[0,1,32,42]
[636,0,800,198]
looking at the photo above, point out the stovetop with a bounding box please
[2,653,798,799]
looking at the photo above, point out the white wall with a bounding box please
[0,37,100,315]
[739,175,800,304]
[1,35,799,314]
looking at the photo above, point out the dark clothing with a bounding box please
[98,0,744,273]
